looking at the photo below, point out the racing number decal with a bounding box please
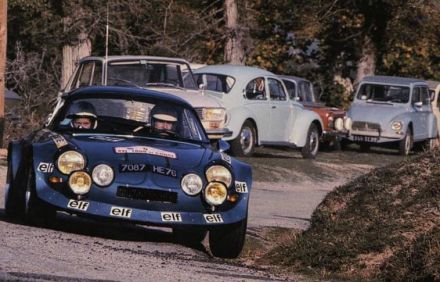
[67,199,89,211]
[161,212,182,222]
[110,207,132,218]
[235,181,248,193]
[119,164,148,172]
[203,214,223,223]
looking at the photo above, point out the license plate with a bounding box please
[352,135,378,142]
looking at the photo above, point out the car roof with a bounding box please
[194,64,275,79]
[278,75,310,84]
[80,55,190,65]
[66,86,192,108]
[361,75,426,86]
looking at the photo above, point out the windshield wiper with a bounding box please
[108,77,142,88]
[144,82,184,90]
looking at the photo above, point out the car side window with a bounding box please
[245,77,266,100]
[299,81,314,102]
[412,87,421,104]
[268,78,287,101]
[283,80,296,100]
[71,61,101,90]
[421,87,430,105]
[78,62,94,87]
[91,62,103,86]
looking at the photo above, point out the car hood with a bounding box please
[348,102,407,124]
[148,87,223,108]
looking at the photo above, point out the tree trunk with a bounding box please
[355,35,376,85]
[61,32,91,89]
[224,0,244,64]
[0,0,7,147]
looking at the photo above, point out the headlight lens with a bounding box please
[68,171,92,195]
[334,118,344,131]
[391,121,403,132]
[204,182,227,206]
[206,165,232,187]
[92,164,114,187]
[57,151,85,175]
[344,117,352,131]
[181,173,203,196]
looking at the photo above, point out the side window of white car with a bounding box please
[283,80,296,100]
[245,77,266,100]
[412,87,421,104]
[421,87,430,105]
[268,78,287,101]
[71,61,102,90]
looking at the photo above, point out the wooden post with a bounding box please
[224,0,244,64]
[0,0,7,147]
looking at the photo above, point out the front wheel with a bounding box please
[301,124,320,159]
[209,218,247,258]
[399,128,413,156]
[230,121,256,157]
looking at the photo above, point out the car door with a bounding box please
[411,86,430,140]
[243,77,272,142]
[267,78,291,142]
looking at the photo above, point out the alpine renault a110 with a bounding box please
[5,86,252,258]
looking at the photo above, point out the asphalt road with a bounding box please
[0,145,406,281]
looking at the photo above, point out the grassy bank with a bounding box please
[268,149,440,280]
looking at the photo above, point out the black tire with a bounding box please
[301,123,320,159]
[24,167,56,226]
[4,161,26,220]
[173,228,207,246]
[421,138,436,151]
[399,128,413,156]
[230,121,256,157]
[209,218,247,258]
[359,143,370,152]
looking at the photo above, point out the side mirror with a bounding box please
[361,95,367,100]
[414,101,423,107]
[294,96,300,101]
[218,139,230,152]
[199,83,206,90]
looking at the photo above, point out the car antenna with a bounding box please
[104,2,109,84]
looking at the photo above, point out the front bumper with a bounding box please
[206,128,233,140]
[35,179,248,227]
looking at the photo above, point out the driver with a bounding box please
[68,101,98,129]
[150,105,178,136]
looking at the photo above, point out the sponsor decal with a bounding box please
[161,212,182,222]
[114,146,177,159]
[119,164,149,173]
[89,136,125,142]
[110,206,132,218]
[152,166,177,178]
[51,134,68,149]
[203,213,224,223]
[67,199,89,211]
[220,152,232,164]
[235,181,248,193]
[37,162,54,173]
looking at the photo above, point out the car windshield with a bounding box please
[357,83,410,103]
[107,60,197,90]
[55,97,207,143]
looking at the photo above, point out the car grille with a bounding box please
[352,121,381,132]
[117,187,177,204]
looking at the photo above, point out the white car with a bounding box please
[194,65,324,158]
[59,56,228,139]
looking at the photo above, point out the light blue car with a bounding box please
[193,65,323,158]
[347,76,438,155]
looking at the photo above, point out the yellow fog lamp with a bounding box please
[68,171,92,195]
[204,182,227,206]
[57,151,85,175]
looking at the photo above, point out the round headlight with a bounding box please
[92,164,114,187]
[344,117,352,131]
[334,118,344,131]
[68,171,92,195]
[391,121,403,132]
[204,182,227,206]
[206,165,232,187]
[181,173,203,196]
[57,151,85,175]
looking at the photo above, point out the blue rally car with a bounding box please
[5,86,252,258]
